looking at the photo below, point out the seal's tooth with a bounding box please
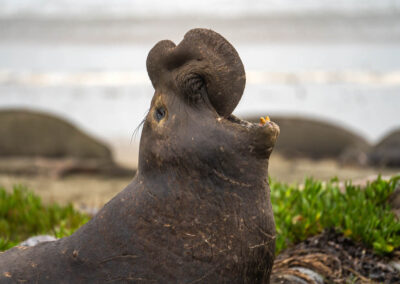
[259,116,270,126]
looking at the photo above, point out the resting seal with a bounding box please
[0,29,279,283]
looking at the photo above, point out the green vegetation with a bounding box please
[271,175,400,254]
[0,186,89,251]
[0,175,399,255]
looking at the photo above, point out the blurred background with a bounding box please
[0,0,399,209]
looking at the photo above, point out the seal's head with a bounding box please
[140,28,279,180]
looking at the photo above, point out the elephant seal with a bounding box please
[369,129,400,168]
[0,109,112,160]
[247,115,370,163]
[0,109,132,177]
[0,29,279,283]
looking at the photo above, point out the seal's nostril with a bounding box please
[154,106,166,122]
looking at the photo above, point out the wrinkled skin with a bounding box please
[0,29,279,283]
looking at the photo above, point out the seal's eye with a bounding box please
[154,106,166,122]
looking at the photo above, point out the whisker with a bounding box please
[130,109,149,144]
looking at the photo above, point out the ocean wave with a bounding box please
[1,70,400,86]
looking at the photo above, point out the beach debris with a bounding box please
[20,235,57,247]
[271,229,400,283]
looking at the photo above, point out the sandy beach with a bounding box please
[0,155,397,211]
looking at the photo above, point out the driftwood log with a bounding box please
[0,29,279,283]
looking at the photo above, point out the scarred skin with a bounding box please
[0,29,279,283]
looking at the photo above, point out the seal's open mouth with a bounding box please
[227,114,277,129]
[225,114,280,153]
[226,114,253,128]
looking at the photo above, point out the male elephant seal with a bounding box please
[0,29,279,283]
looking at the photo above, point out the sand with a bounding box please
[0,155,398,211]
